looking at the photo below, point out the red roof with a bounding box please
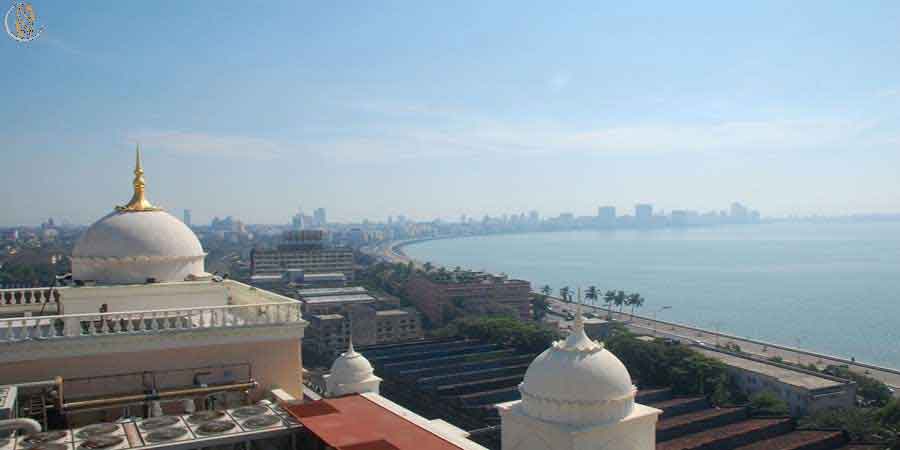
[283,395,465,450]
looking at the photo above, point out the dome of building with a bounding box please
[518,302,636,427]
[328,339,375,384]
[71,146,208,285]
[74,210,204,260]
[326,338,382,397]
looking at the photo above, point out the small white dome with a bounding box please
[518,311,636,426]
[328,341,375,385]
[72,210,207,284]
[330,353,375,385]
[326,339,382,397]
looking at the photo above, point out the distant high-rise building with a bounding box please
[528,210,540,224]
[635,204,653,225]
[314,208,327,227]
[730,202,749,222]
[597,206,616,225]
[183,209,192,227]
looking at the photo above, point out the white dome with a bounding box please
[72,210,207,285]
[329,350,375,385]
[518,311,636,426]
[326,339,381,396]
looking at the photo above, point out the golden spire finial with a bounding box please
[116,144,161,212]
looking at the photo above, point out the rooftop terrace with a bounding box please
[0,280,305,362]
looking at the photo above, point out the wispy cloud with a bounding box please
[127,104,880,165]
[127,130,287,160]
[310,115,875,163]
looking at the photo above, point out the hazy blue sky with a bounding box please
[2,1,899,226]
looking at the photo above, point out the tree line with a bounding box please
[536,284,646,319]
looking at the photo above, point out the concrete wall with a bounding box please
[1,338,303,403]
[727,367,854,416]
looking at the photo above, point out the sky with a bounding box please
[1,1,899,226]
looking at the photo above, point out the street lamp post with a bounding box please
[652,306,672,336]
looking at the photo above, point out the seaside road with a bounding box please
[546,298,900,396]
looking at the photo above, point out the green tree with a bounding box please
[540,285,552,297]
[879,399,900,429]
[614,290,627,313]
[748,391,790,416]
[603,332,730,396]
[626,293,645,319]
[423,261,434,272]
[800,407,890,443]
[531,294,549,321]
[559,286,572,303]
[452,317,561,353]
[603,290,616,319]
[825,365,893,407]
[586,286,599,307]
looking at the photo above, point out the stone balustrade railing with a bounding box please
[0,302,302,342]
[0,287,61,307]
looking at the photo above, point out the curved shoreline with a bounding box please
[391,236,452,258]
[389,236,900,380]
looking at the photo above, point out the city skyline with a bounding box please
[2,2,900,226]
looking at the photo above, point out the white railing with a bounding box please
[0,287,61,307]
[0,302,302,342]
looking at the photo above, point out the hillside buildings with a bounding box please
[405,269,532,325]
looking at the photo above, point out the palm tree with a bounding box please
[585,286,599,307]
[627,293,645,319]
[614,290,627,314]
[540,285,552,297]
[603,290,616,319]
[559,286,572,303]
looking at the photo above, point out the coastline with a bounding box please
[390,234,900,387]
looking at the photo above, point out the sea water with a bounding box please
[403,222,900,369]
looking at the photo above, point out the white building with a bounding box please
[1,148,307,426]
[498,302,661,450]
